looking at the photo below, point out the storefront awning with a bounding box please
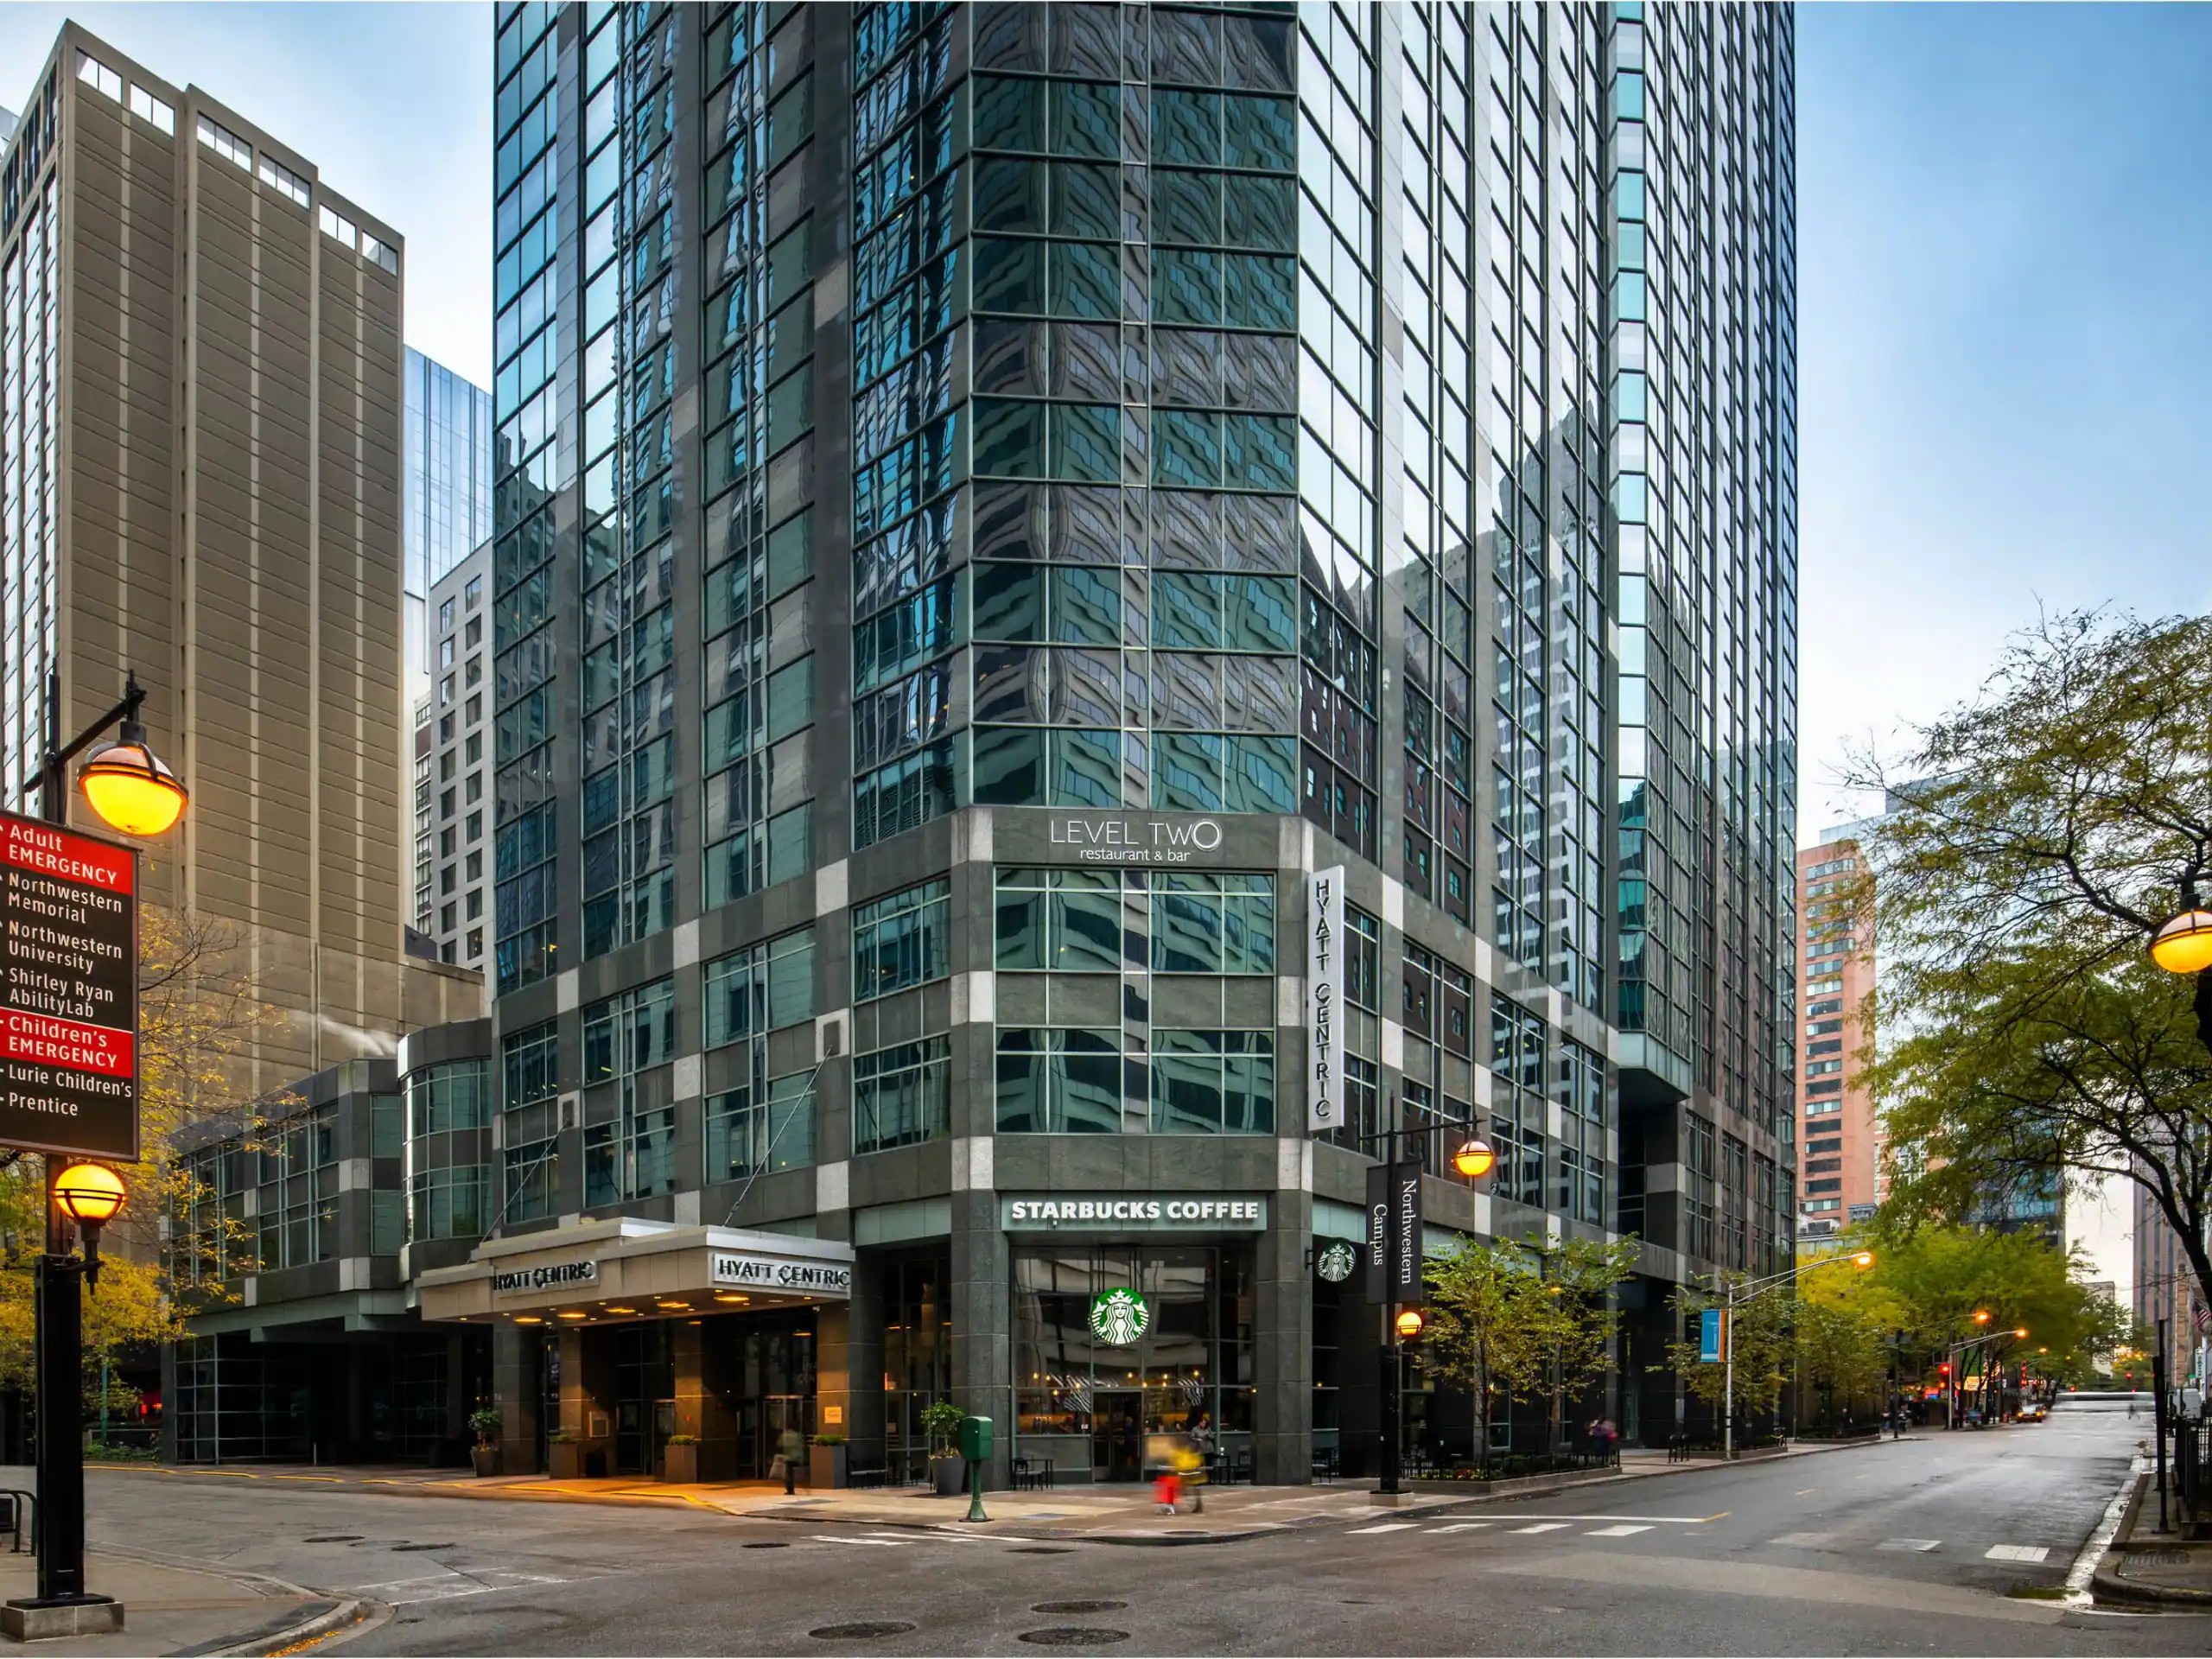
[416,1217,856,1326]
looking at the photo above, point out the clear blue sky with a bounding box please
[1795,3,2212,831]
[6,3,2208,840]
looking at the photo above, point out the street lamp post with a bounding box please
[1714,1249,1873,1461]
[1366,1113,1494,1497]
[11,671,184,1624]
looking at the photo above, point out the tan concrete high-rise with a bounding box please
[1797,831,1879,1236]
[0,23,474,1101]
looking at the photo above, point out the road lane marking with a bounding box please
[1481,1513,1714,1525]
[1429,1523,1491,1534]
[812,1535,906,1547]
[1584,1525,1653,1538]
[1347,1522,1419,1535]
[1986,1544,2049,1563]
[1793,1487,1815,1496]
[1512,1522,1570,1535]
[1878,1538,1941,1552]
[1770,1531,1837,1548]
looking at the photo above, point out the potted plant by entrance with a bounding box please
[546,1430,583,1481]
[663,1433,701,1484]
[922,1401,967,1497]
[810,1433,849,1491]
[467,1407,503,1478]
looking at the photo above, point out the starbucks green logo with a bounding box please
[1089,1287,1149,1346]
[1315,1241,1357,1283]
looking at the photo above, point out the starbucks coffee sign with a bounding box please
[1089,1288,1150,1346]
[1314,1240,1357,1283]
[1001,1193,1268,1232]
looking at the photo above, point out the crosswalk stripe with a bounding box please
[1984,1544,2049,1563]
[813,1535,906,1547]
[1878,1538,1941,1553]
[1429,1522,1491,1534]
[1512,1522,1570,1535]
[1584,1525,1652,1537]
[1347,1522,1420,1535]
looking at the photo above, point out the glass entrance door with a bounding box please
[1090,1390,1144,1482]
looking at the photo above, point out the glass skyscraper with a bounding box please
[402,346,494,689]
[193,0,1795,1478]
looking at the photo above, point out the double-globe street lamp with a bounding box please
[1367,1111,1497,1497]
[14,671,186,1620]
[1710,1249,1873,1461]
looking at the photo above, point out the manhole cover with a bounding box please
[390,1543,457,1553]
[1032,1602,1126,1615]
[1012,1546,1075,1555]
[303,1535,362,1543]
[743,1541,790,1550]
[1019,1630,1128,1647]
[809,1622,915,1640]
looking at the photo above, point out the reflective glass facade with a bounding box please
[442,0,1795,1478]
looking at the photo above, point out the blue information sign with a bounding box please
[1698,1307,1725,1364]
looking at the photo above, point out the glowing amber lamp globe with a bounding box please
[1452,1138,1497,1180]
[1973,1309,1992,1325]
[2013,1328,2029,1339]
[78,734,188,837]
[2151,910,2212,975]
[1851,1250,1875,1270]
[1395,1309,1426,1339]
[53,1161,126,1227]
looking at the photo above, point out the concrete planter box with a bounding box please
[663,1442,701,1484]
[470,1445,502,1478]
[933,1457,965,1497]
[810,1443,848,1490]
[546,1441,585,1480]
[1409,1465,1619,1499]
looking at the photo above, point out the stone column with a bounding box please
[493,1321,541,1474]
[950,1190,1012,1486]
[815,1301,852,1478]
[843,1259,887,1471]
[1253,1189,1313,1484]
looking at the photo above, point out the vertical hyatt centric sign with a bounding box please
[0,812,138,1160]
[1306,866,1344,1134]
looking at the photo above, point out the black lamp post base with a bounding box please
[3,1592,124,1640]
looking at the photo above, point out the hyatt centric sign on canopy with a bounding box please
[711,1253,853,1298]
[1001,1194,1268,1232]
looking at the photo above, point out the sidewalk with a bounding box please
[2093,1471,2212,1608]
[108,1433,1892,1547]
[0,1546,343,1656]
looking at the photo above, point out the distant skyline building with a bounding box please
[1796,831,1878,1236]
[412,539,493,973]
[401,346,494,705]
[0,22,477,1102]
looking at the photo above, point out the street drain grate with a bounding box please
[808,1622,915,1640]
[1019,1630,1129,1647]
[389,1543,457,1553]
[743,1541,791,1549]
[302,1535,362,1543]
[2131,1550,2188,1567]
[1012,1547,1076,1555]
[1031,1602,1127,1616]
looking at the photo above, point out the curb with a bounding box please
[1419,1431,1898,1516]
[2089,1471,2212,1609]
[78,1542,369,1658]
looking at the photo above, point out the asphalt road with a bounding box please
[79,1397,2209,1656]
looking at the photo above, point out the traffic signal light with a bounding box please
[1939,1362,1951,1376]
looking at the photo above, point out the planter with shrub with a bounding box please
[663,1434,700,1483]
[468,1406,504,1478]
[546,1431,583,1481]
[922,1401,967,1497]
[810,1434,848,1490]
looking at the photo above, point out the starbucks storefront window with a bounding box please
[1012,1245,1255,1484]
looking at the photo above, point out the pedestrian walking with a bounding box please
[773,1425,804,1494]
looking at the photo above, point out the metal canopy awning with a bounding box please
[416,1217,856,1327]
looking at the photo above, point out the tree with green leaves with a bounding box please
[1843,609,2212,1323]
[1421,1234,1637,1465]
[1662,1280,1793,1443]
